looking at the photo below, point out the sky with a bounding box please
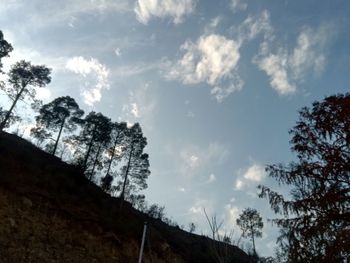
[1,0,350,257]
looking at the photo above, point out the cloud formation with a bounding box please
[134,0,196,25]
[230,0,247,13]
[235,163,266,190]
[66,56,109,106]
[168,34,243,102]
[254,25,331,95]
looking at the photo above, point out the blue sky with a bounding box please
[1,0,350,257]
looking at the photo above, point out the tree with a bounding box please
[0,30,13,72]
[0,60,51,131]
[189,222,196,233]
[75,111,111,179]
[31,96,84,155]
[100,174,114,193]
[118,123,150,202]
[104,121,127,177]
[258,93,350,262]
[236,208,263,256]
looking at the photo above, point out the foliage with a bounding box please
[0,60,51,131]
[259,93,350,262]
[236,208,263,256]
[0,30,13,72]
[76,111,112,177]
[147,204,165,220]
[118,123,150,201]
[104,121,127,177]
[31,96,84,155]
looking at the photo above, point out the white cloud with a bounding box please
[189,198,214,216]
[234,163,266,191]
[168,34,242,102]
[243,164,266,182]
[256,51,296,95]
[238,10,273,42]
[206,173,216,184]
[114,48,122,57]
[209,16,222,28]
[134,0,196,25]
[230,0,247,13]
[181,153,199,169]
[224,203,240,226]
[121,83,157,131]
[130,103,140,118]
[177,187,186,192]
[167,141,229,178]
[254,25,331,95]
[186,110,195,118]
[66,56,109,106]
[0,0,131,30]
[235,179,244,190]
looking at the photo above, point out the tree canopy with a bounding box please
[31,96,84,155]
[0,60,51,131]
[259,93,350,262]
[236,208,263,256]
[0,30,13,72]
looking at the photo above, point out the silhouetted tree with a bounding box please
[104,121,127,177]
[31,96,84,155]
[118,123,150,201]
[76,111,111,179]
[0,30,13,72]
[259,93,350,262]
[0,60,51,131]
[236,208,263,256]
[189,222,196,233]
[100,174,114,193]
[147,204,165,220]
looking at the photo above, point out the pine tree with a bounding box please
[76,111,112,179]
[31,96,84,155]
[259,93,350,262]
[118,123,150,202]
[236,208,263,256]
[0,60,51,131]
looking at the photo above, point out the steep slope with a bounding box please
[0,132,254,263]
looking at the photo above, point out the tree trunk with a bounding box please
[90,144,102,180]
[105,136,119,176]
[52,117,66,156]
[0,87,24,131]
[251,227,256,256]
[82,132,95,172]
[120,141,134,202]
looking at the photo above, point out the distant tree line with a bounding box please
[0,30,150,206]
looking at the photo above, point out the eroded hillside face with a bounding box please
[0,188,182,263]
[0,132,253,263]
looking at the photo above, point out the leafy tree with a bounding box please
[147,204,165,220]
[76,111,111,179]
[0,60,51,131]
[0,30,13,72]
[118,123,150,201]
[31,96,84,155]
[236,208,263,256]
[259,93,350,262]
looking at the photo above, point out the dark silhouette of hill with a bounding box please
[0,132,254,263]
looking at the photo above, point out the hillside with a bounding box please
[0,132,254,263]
